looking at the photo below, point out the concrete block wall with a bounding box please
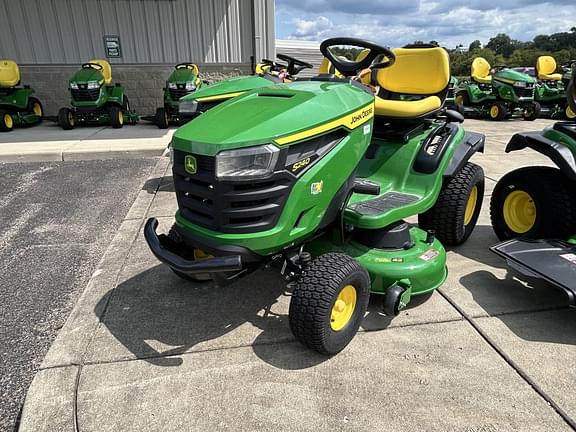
[19,64,250,116]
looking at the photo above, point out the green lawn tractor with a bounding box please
[0,60,43,132]
[456,57,539,121]
[178,54,313,124]
[58,59,138,130]
[490,68,576,304]
[154,63,203,129]
[145,38,486,355]
[533,55,574,119]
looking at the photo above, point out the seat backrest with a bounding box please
[318,57,344,78]
[255,63,272,75]
[0,59,20,88]
[536,55,557,79]
[471,57,491,82]
[186,63,200,76]
[375,47,450,95]
[89,59,112,85]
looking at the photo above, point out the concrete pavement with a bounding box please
[17,118,576,431]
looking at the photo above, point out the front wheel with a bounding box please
[58,107,76,130]
[27,97,44,122]
[289,253,370,355]
[0,110,14,132]
[489,102,507,121]
[522,101,540,121]
[109,106,124,128]
[490,166,576,240]
[418,162,485,246]
[155,107,169,129]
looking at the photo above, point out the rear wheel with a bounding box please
[0,110,14,132]
[489,102,507,121]
[155,107,169,129]
[490,166,576,240]
[110,106,124,128]
[419,162,485,246]
[289,253,370,355]
[27,97,44,122]
[58,107,76,130]
[522,101,540,121]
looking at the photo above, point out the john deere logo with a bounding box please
[184,155,197,174]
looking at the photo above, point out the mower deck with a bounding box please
[491,238,576,305]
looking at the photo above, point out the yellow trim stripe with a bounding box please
[275,102,375,145]
[195,91,246,102]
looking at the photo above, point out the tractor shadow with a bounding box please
[95,264,329,370]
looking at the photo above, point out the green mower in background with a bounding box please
[0,60,43,132]
[58,59,138,130]
[178,54,313,124]
[145,38,486,355]
[490,66,576,303]
[154,63,203,129]
[533,55,575,119]
[456,57,539,121]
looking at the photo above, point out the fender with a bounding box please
[505,131,576,181]
[443,130,485,177]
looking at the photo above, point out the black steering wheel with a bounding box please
[320,37,395,77]
[276,54,313,76]
[82,62,103,70]
[175,63,197,70]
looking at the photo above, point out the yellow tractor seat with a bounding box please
[536,56,562,81]
[319,57,344,78]
[374,47,450,119]
[255,63,272,75]
[0,60,20,88]
[186,63,200,75]
[89,59,112,85]
[471,57,492,85]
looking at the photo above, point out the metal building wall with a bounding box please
[0,0,275,66]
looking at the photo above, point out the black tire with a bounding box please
[0,109,14,132]
[383,284,406,316]
[490,166,576,241]
[155,107,169,129]
[27,97,44,122]
[109,106,124,128]
[419,162,485,246]
[58,107,75,130]
[289,253,370,355]
[488,101,507,121]
[455,90,469,107]
[522,101,541,121]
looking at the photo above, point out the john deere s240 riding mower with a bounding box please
[178,54,313,123]
[58,59,138,129]
[533,55,573,119]
[155,63,203,129]
[490,63,576,304]
[456,57,539,121]
[0,60,43,132]
[145,38,485,355]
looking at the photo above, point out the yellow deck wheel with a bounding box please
[464,185,478,226]
[503,190,536,233]
[330,285,357,331]
[4,113,13,129]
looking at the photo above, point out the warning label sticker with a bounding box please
[420,249,439,262]
[560,253,576,264]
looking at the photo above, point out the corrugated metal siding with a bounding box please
[275,40,323,77]
[0,0,274,65]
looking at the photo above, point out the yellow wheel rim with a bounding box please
[490,105,499,118]
[455,95,464,105]
[32,102,42,116]
[330,285,357,331]
[567,105,576,120]
[503,190,536,233]
[68,112,75,126]
[118,111,124,125]
[464,185,478,226]
[4,113,13,129]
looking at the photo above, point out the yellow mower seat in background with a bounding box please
[374,47,450,119]
[0,60,20,88]
[536,56,562,81]
[89,59,112,85]
[471,57,492,84]
[186,63,200,76]
[319,57,344,78]
[255,63,272,75]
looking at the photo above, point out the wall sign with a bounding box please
[103,35,122,58]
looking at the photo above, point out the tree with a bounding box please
[486,33,517,57]
[468,40,481,52]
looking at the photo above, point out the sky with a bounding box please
[275,0,576,49]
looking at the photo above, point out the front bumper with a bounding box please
[144,218,243,275]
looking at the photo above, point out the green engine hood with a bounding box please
[167,68,199,84]
[494,68,536,84]
[180,75,274,102]
[70,67,104,84]
[172,80,375,155]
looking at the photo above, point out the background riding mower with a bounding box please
[58,59,138,130]
[490,67,576,304]
[456,57,539,121]
[145,38,485,355]
[153,63,203,129]
[178,54,313,124]
[533,55,573,119]
[0,60,43,132]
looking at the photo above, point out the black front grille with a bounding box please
[173,150,294,234]
[71,88,100,102]
[514,87,534,98]
[169,87,191,101]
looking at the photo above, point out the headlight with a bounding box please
[216,144,279,180]
[185,82,197,91]
[70,82,78,90]
[178,99,198,114]
[168,82,177,89]
[513,81,527,88]
[87,81,101,89]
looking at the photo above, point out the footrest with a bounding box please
[348,192,420,216]
[491,238,576,305]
